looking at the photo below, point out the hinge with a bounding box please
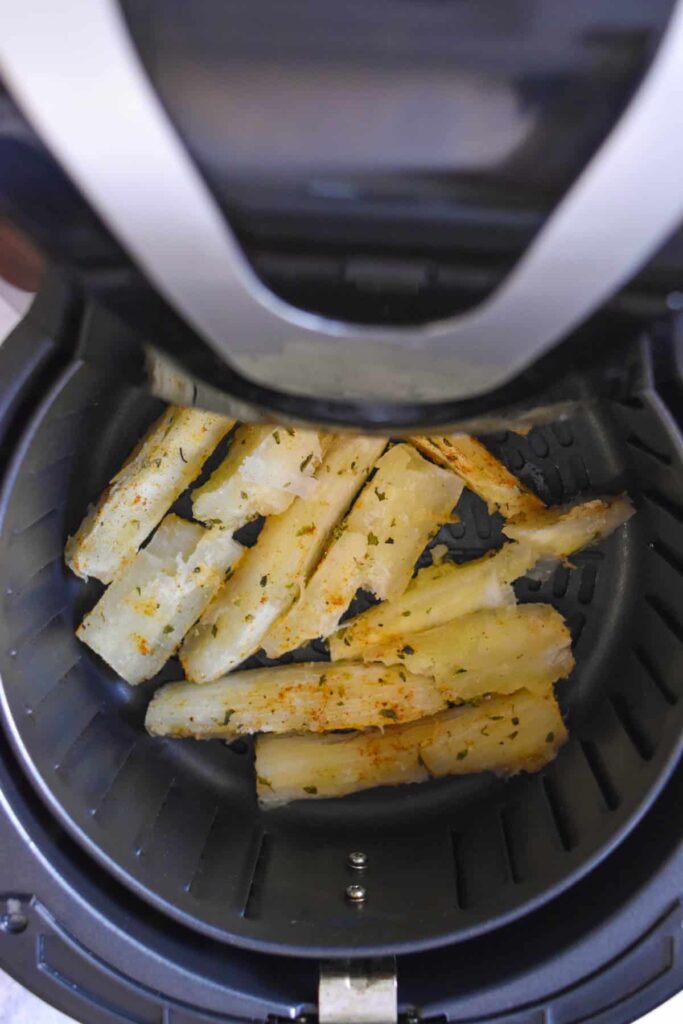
[319,958,397,1024]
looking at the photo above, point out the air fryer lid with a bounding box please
[1,331,683,958]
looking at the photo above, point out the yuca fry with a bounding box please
[263,445,462,657]
[146,661,442,738]
[78,514,243,684]
[503,495,634,556]
[180,436,388,682]
[192,425,325,527]
[66,406,233,583]
[330,543,529,660]
[410,434,544,518]
[331,493,634,660]
[360,604,575,698]
[256,688,567,805]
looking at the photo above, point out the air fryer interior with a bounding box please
[1,348,683,958]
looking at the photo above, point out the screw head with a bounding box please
[1,911,28,935]
[348,850,368,870]
[346,883,367,904]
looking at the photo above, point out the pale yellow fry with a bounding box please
[332,493,634,661]
[503,495,634,557]
[192,424,324,527]
[256,688,567,805]
[66,406,233,583]
[263,444,462,656]
[360,604,575,699]
[410,434,545,517]
[146,661,442,738]
[330,543,530,660]
[180,436,387,682]
[78,514,243,684]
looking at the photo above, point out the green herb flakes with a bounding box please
[380,708,398,721]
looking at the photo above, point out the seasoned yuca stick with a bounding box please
[360,604,575,699]
[410,434,545,518]
[331,493,634,660]
[256,688,567,805]
[146,661,443,738]
[78,514,243,684]
[180,436,388,682]
[263,445,462,657]
[66,406,233,583]
[503,495,634,555]
[330,543,530,660]
[192,425,325,527]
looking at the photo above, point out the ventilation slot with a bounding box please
[541,775,577,852]
[632,646,677,706]
[184,807,220,894]
[499,809,522,884]
[133,779,177,858]
[650,540,683,578]
[450,832,468,910]
[577,563,598,605]
[643,488,683,524]
[89,740,138,817]
[608,694,654,762]
[580,739,620,811]
[53,708,105,773]
[552,565,570,599]
[243,833,272,919]
[626,434,671,465]
[645,595,683,643]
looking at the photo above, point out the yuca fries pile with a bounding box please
[67,412,633,805]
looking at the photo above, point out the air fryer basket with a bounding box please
[1,331,683,959]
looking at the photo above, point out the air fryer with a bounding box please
[2,2,683,1023]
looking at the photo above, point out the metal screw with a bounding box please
[346,883,367,904]
[348,850,368,870]
[1,901,28,935]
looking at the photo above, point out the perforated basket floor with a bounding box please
[1,356,683,957]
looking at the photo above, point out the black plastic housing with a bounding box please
[0,289,681,1024]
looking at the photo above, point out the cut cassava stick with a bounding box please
[192,425,325,528]
[180,436,388,682]
[255,688,567,805]
[77,514,243,684]
[146,661,442,738]
[359,604,575,698]
[331,494,633,660]
[66,406,233,583]
[503,495,634,555]
[410,434,544,517]
[262,444,462,657]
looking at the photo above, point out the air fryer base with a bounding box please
[1,698,682,1024]
[1,289,683,1023]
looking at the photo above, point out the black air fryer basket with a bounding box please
[1,283,683,1024]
